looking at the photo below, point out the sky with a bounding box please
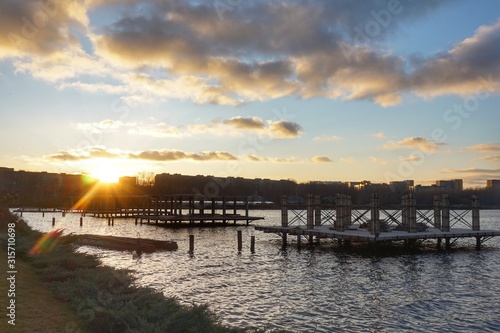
[0,0,499,187]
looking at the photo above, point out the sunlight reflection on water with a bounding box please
[18,210,500,332]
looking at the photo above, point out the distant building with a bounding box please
[487,180,500,189]
[411,184,446,193]
[119,176,137,187]
[436,179,463,191]
[390,180,414,192]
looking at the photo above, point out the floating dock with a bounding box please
[256,193,500,250]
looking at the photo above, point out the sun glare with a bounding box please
[88,160,121,183]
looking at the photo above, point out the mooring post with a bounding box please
[42,211,45,217]
[433,195,441,229]
[281,195,288,248]
[52,217,55,226]
[441,194,450,232]
[80,217,83,227]
[472,195,480,231]
[189,234,194,253]
[237,229,242,252]
[250,228,255,253]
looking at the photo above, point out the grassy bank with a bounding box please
[0,209,280,333]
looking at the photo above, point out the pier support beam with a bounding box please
[370,193,380,236]
[433,195,441,229]
[408,194,417,233]
[281,195,288,248]
[476,236,481,251]
[307,194,314,244]
[472,195,480,231]
[445,238,451,251]
[441,194,450,232]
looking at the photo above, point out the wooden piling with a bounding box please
[80,217,83,227]
[297,234,302,250]
[237,229,242,252]
[476,236,481,250]
[189,234,194,253]
[52,217,55,226]
[250,235,255,253]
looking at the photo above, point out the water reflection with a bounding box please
[16,210,500,332]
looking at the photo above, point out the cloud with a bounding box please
[47,146,237,162]
[384,136,445,153]
[410,19,500,98]
[73,119,137,134]
[268,120,303,138]
[313,135,343,141]
[128,123,183,138]
[372,131,386,139]
[3,0,499,107]
[466,143,500,153]
[442,168,500,187]
[312,156,332,163]
[243,154,298,163]
[129,150,237,161]
[0,0,88,58]
[478,155,500,162]
[219,116,265,130]
[399,154,422,162]
[48,147,122,161]
[370,156,387,165]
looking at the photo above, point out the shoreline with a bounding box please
[0,208,283,333]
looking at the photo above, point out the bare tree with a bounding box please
[136,171,155,186]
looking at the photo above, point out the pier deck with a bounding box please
[255,225,500,243]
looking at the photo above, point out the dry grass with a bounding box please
[0,250,87,333]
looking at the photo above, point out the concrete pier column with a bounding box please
[409,194,417,233]
[370,193,380,235]
[306,194,314,230]
[441,194,450,232]
[281,195,288,248]
[401,194,408,231]
[314,195,321,227]
[433,195,441,229]
[472,195,480,231]
[347,195,352,229]
[335,194,342,231]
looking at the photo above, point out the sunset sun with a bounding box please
[88,159,121,183]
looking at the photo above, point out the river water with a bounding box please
[16,209,500,332]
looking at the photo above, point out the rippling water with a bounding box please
[16,209,500,332]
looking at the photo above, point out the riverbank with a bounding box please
[0,209,279,333]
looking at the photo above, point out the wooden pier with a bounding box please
[256,193,500,250]
[60,195,264,227]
